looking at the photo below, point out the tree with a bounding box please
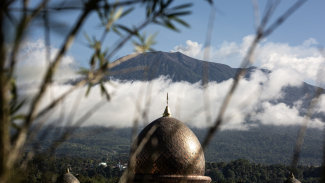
[0,0,211,182]
[0,0,318,182]
[209,169,224,182]
[225,169,235,180]
[105,166,113,178]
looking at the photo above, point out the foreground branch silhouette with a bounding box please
[0,0,202,182]
[1,0,322,183]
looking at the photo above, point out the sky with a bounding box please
[22,0,325,70]
[9,0,325,130]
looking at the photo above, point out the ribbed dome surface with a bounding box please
[131,116,205,176]
[56,173,80,183]
[283,178,301,183]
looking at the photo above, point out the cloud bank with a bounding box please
[20,74,324,130]
[14,38,325,130]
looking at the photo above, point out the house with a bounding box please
[98,162,107,167]
[117,161,128,171]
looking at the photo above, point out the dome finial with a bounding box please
[163,93,171,117]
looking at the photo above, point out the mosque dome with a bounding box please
[283,173,301,183]
[128,94,211,183]
[131,116,205,175]
[56,169,80,183]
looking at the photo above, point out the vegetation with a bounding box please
[1,0,323,182]
[27,126,323,166]
[13,156,322,183]
[205,159,322,183]
[0,0,207,182]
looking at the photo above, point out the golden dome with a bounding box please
[283,173,301,183]
[130,116,205,176]
[56,169,80,183]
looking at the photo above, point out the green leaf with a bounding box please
[11,122,21,130]
[83,31,92,45]
[171,3,192,10]
[113,8,124,21]
[85,84,92,97]
[167,11,191,17]
[77,67,90,75]
[100,82,110,101]
[165,0,174,8]
[12,114,26,120]
[112,26,123,37]
[120,7,134,18]
[171,16,190,28]
[152,1,157,13]
[149,48,156,52]
[153,20,164,26]
[10,99,27,115]
[115,24,134,34]
[96,8,105,25]
[145,32,158,46]
[206,0,214,5]
[163,20,178,32]
[10,78,17,101]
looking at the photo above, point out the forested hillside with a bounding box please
[28,125,323,166]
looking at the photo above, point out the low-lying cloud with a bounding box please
[14,38,325,130]
[19,74,324,130]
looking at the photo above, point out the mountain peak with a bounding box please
[110,51,236,83]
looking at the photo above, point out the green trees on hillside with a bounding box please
[14,156,322,183]
[205,159,321,183]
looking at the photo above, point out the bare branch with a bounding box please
[202,6,216,126]
[42,99,107,156]
[263,0,307,38]
[9,0,99,168]
[251,0,260,31]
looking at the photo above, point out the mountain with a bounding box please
[109,51,322,117]
[48,52,324,165]
[110,51,237,83]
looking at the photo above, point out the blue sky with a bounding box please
[23,0,324,68]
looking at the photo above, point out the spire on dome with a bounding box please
[163,93,171,117]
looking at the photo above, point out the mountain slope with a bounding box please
[110,51,322,117]
[35,125,323,165]
[110,51,237,83]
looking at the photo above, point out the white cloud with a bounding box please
[259,68,303,100]
[171,36,324,81]
[171,40,203,58]
[14,39,79,86]
[14,39,324,131]
[19,73,323,130]
[252,102,324,128]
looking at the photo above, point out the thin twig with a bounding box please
[180,1,308,181]
[9,0,98,169]
[202,6,216,126]
[9,0,143,12]
[290,86,323,173]
[42,99,107,156]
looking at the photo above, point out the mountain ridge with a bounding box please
[109,51,323,118]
